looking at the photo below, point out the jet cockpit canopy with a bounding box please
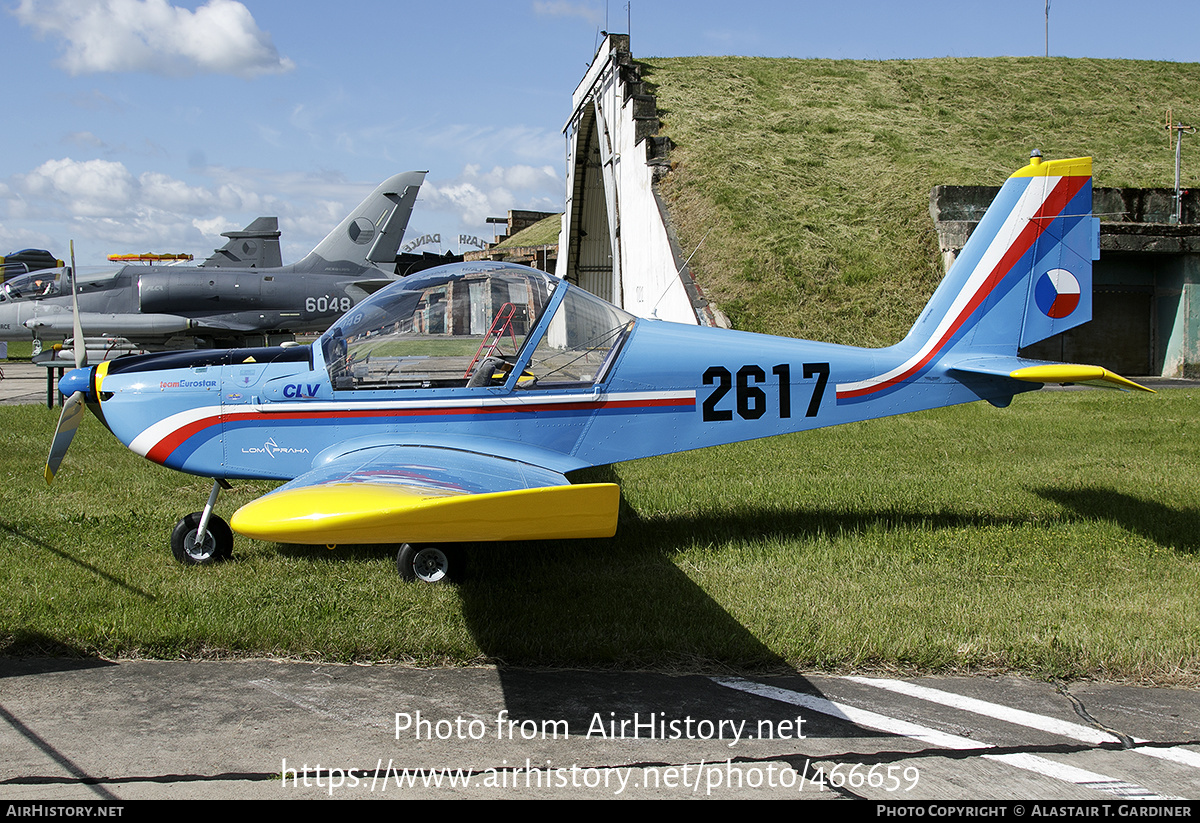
[1,268,65,302]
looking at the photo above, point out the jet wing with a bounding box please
[229,444,620,545]
[948,356,1154,392]
[350,278,398,294]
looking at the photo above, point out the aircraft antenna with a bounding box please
[650,227,711,318]
[1044,0,1051,57]
[1165,109,1196,224]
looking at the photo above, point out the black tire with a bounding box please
[171,513,234,565]
[396,543,460,583]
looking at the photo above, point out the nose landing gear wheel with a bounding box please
[396,543,460,583]
[171,513,233,565]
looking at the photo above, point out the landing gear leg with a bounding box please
[171,480,234,565]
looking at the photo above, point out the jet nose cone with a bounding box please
[58,367,92,399]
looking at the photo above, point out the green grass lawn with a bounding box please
[4,341,33,361]
[3,389,1197,682]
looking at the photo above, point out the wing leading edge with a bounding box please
[229,444,619,545]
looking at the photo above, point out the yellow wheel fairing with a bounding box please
[230,482,621,545]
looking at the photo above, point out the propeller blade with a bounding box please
[45,390,85,485]
[70,240,86,369]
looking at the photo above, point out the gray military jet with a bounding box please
[0,171,425,352]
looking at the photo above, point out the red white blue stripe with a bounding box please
[128,390,696,465]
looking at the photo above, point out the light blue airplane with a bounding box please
[45,154,1150,582]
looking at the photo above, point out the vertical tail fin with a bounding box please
[910,154,1097,357]
[295,170,426,272]
[200,216,282,268]
[837,154,1105,402]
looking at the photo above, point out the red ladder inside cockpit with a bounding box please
[463,302,518,377]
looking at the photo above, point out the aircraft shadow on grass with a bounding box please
[0,519,155,601]
[1034,486,1200,555]
[263,466,1063,672]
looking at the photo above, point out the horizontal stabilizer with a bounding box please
[230,482,619,545]
[1009,363,1154,392]
[949,357,1154,392]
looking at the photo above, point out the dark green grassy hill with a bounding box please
[491,213,561,249]
[645,57,1199,345]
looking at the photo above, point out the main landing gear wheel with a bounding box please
[396,544,461,583]
[171,512,234,565]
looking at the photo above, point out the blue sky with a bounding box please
[2,0,1198,265]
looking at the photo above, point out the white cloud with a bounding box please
[6,158,269,255]
[3,159,566,263]
[13,0,294,78]
[139,171,222,212]
[192,216,236,238]
[422,164,562,226]
[17,158,138,217]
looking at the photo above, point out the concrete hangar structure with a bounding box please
[556,34,720,328]
[555,34,1200,377]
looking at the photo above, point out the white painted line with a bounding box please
[712,676,1176,800]
[848,676,1200,771]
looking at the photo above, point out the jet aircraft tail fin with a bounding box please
[835,154,1152,403]
[296,171,426,274]
[200,216,282,268]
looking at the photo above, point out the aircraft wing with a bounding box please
[228,444,620,545]
[948,356,1154,392]
[350,277,398,294]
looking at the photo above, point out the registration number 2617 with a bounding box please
[701,363,829,422]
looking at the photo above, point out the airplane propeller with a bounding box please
[44,390,85,484]
[70,241,86,370]
[44,241,89,484]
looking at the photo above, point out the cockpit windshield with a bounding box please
[1,269,64,302]
[320,262,557,390]
[319,261,636,391]
[525,285,635,385]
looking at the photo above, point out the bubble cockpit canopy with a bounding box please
[0,268,65,302]
[319,262,635,391]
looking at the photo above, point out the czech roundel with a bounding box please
[1034,269,1081,319]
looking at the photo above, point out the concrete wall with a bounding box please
[931,184,1200,376]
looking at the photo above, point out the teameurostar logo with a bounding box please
[1034,268,1081,319]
